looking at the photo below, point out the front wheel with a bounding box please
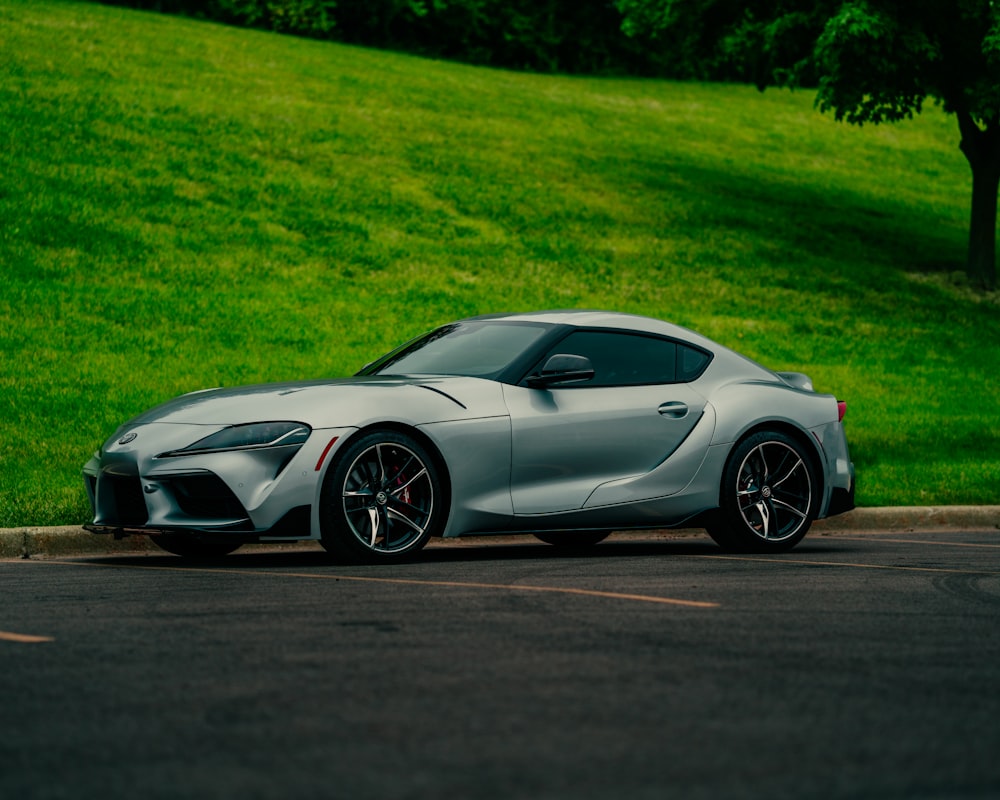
[707,431,817,553]
[320,430,444,563]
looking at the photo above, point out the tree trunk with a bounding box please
[957,111,1000,291]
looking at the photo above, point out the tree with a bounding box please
[616,0,1000,291]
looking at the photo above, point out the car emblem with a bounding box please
[118,432,137,445]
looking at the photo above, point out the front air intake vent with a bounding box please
[105,475,148,525]
[169,474,247,521]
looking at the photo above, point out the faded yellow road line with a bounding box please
[37,560,718,608]
[0,630,54,643]
[279,572,720,608]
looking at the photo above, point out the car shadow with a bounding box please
[67,534,848,570]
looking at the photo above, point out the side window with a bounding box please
[678,344,710,381]
[535,331,677,387]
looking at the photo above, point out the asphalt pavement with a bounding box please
[1,505,997,559]
[3,528,999,799]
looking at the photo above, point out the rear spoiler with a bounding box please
[776,371,814,392]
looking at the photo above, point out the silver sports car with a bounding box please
[84,310,855,561]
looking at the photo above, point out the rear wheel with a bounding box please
[534,530,611,547]
[151,534,242,559]
[707,431,817,553]
[320,430,444,563]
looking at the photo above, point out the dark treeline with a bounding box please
[91,0,677,76]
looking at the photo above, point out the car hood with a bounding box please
[123,375,509,429]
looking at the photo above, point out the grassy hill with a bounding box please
[2,0,998,527]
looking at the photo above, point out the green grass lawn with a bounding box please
[2,0,998,527]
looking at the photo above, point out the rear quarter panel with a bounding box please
[706,381,839,446]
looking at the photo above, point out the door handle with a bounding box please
[658,401,689,419]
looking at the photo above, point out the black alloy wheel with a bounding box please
[707,430,817,553]
[320,430,444,563]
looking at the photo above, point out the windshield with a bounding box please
[360,320,552,378]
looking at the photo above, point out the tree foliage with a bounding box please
[616,0,1000,289]
[94,0,668,75]
[215,0,339,37]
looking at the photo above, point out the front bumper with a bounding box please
[83,423,353,539]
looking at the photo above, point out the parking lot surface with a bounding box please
[3,530,998,799]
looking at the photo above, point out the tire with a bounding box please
[707,430,817,553]
[319,430,444,563]
[151,534,242,559]
[534,530,611,547]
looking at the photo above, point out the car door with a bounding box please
[502,330,709,515]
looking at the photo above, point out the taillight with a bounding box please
[837,400,847,422]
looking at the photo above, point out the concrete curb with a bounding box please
[810,505,1000,534]
[2,506,998,559]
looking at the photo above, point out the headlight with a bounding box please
[158,422,311,458]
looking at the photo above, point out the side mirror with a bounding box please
[527,354,595,388]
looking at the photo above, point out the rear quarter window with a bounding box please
[678,345,711,381]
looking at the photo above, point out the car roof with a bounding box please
[464,310,717,350]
